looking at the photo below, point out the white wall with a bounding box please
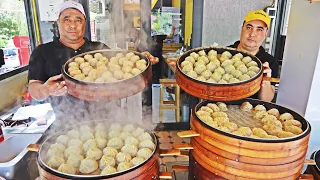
[276,1,320,116]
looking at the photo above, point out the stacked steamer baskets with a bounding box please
[174,46,312,180]
[62,49,152,101]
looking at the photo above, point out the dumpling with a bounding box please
[230,69,242,79]
[96,137,108,149]
[121,144,138,157]
[279,113,294,122]
[198,50,206,56]
[138,132,152,141]
[284,125,303,135]
[218,79,227,84]
[234,61,245,68]
[101,71,113,81]
[196,110,211,117]
[248,66,260,73]
[123,72,134,79]
[190,52,199,60]
[68,61,79,68]
[198,56,209,64]
[253,111,269,120]
[70,69,82,77]
[187,70,197,79]
[130,157,145,166]
[264,119,282,128]
[130,55,140,63]
[233,53,243,59]
[232,130,245,136]
[79,158,99,174]
[196,76,207,82]
[246,61,258,67]
[83,139,97,153]
[65,146,82,159]
[68,139,83,147]
[113,70,124,80]
[108,64,121,73]
[119,131,133,142]
[283,120,302,128]
[221,60,233,68]
[277,131,295,138]
[56,135,70,146]
[221,51,232,59]
[237,127,253,136]
[252,128,268,138]
[50,143,66,152]
[123,61,135,68]
[116,152,132,163]
[267,108,280,118]
[217,102,228,111]
[237,65,248,74]
[254,105,267,111]
[181,60,193,68]
[240,102,253,111]
[88,58,98,67]
[46,148,64,159]
[224,65,236,74]
[123,137,139,148]
[224,122,238,132]
[109,130,121,139]
[246,71,257,78]
[67,153,84,168]
[229,78,240,83]
[206,103,220,112]
[261,115,278,123]
[107,137,123,150]
[110,123,122,132]
[206,121,218,128]
[139,139,155,150]
[103,147,118,158]
[122,124,135,132]
[201,70,212,79]
[87,147,103,160]
[136,148,152,159]
[99,155,116,170]
[211,59,221,67]
[118,57,129,66]
[100,165,117,175]
[217,126,231,133]
[263,124,282,136]
[222,74,233,81]
[126,52,135,59]
[211,72,222,82]
[182,64,193,74]
[206,62,217,72]
[80,62,90,70]
[58,163,76,174]
[212,112,228,118]
[214,117,229,126]
[47,156,65,169]
[214,67,226,75]
[200,106,214,113]
[242,56,252,64]
[74,57,85,64]
[198,115,213,123]
[132,127,145,138]
[194,64,206,75]
[185,56,196,64]
[73,73,85,80]
[239,74,251,81]
[136,63,147,71]
[116,53,124,59]
[264,135,279,139]
[95,130,107,139]
[117,162,132,172]
[68,129,80,139]
[208,50,217,57]
[207,78,217,83]
[80,125,93,133]
[80,132,94,142]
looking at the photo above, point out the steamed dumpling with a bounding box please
[125,136,139,146]
[221,51,232,59]
[224,65,236,74]
[80,125,93,133]
[46,148,64,159]
[126,52,135,59]
[107,137,123,150]
[79,158,99,174]
[242,56,252,64]
[96,137,108,149]
[109,123,122,132]
[284,125,303,135]
[198,115,213,123]
[86,147,103,160]
[68,129,80,139]
[56,135,70,146]
[279,113,294,122]
[239,74,250,81]
[261,115,278,123]
[253,111,269,120]
[206,103,220,112]
[187,70,197,79]
[68,139,83,148]
[103,147,118,158]
[212,112,228,118]
[196,110,211,117]
[206,62,217,72]
[230,69,242,79]
[138,139,155,150]
[80,131,94,142]
[47,156,65,169]
[138,132,152,141]
[185,56,196,64]
[237,127,253,136]
[58,163,76,174]
[117,162,132,172]
[263,124,282,136]
[95,122,106,132]
[224,122,238,132]
[248,66,260,73]
[264,119,282,128]
[201,70,212,79]
[119,131,132,141]
[99,155,116,170]
[214,67,225,75]
[100,165,117,175]
[217,102,228,112]
[116,152,132,163]
[206,121,218,128]
[132,127,145,138]
[121,144,138,157]
[246,71,257,78]
[240,102,253,111]
[130,157,145,166]
[246,61,258,67]
[194,64,206,75]
[136,148,153,159]
[65,146,82,159]
[122,124,135,132]
[83,139,97,153]
[252,128,268,138]
[254,105,267,111]
[95,130,107,139]
[200,106,213,113]
[50,143,66,152]
[109,130,121,139]
[182,64,193,73]
[208,50,217,57]
[267,108,280,118]
[283,120,302,128]
[67,153,84,168]
[237,65,248,74]
[214,117,229,126]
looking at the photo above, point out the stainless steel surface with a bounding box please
[0,133,43,180]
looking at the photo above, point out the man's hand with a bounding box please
[259,62,275,101]
[142,52,159,65]
[43,74,67,97]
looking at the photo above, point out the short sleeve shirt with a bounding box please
[229,41,279,99]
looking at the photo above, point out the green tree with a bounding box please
[0,13,20,47]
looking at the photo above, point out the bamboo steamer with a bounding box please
[176,46,263,101]
[186,99,311,180]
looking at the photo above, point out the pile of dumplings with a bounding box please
[180,49,260,84]
[196,102,303,139]
[67,52,148,83]
[45,123,156,176]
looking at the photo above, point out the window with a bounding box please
[0,0,31,76]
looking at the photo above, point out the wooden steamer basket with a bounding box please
[175,99,312,180]
[27,120,174,180]
[176,46,279,101]
[62,50,152,101]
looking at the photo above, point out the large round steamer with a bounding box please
[189,98,311,180]
[176,47,263,101]
[62,50,152,101]
[33,121,159,180]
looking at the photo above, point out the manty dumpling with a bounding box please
[246,71,257,78]
[224,65,236,74]
[264,119,282,128]
[237,65,248,74]
[119,131,132,141]
[198,56,209,64]
[67,129,80,139]
[139,139,156,150]
[47,156,65,169]
[254,104,267,111]
[108,130,121,139]
[79,158,99,174]
[80,125,93,133]
[283,120,302,128]
[190,52,199,60]
[277,131,295,138]
[130,55,140,63]
[116,152,132,163]
[56,135,70,146]
[208,50,218,57]
[132,127,145,138]
[138,132,152,141]
[100,165,117,175]
[211,72,222,82]
[187,70,197,79]
[95,130,107,139]
[221,51,232,59]
[99,155,116,170]
[248,66,260,73]
[206,121,218,128]
[242,56,252,64]
[284,125,303,135]
[230,69,242,79]
[246,61,258,67]
[107,137,124,150]
[68,139,83,148]
[103,147,118,158]
[196,110,211,117]
[201,70,212,79]
[181,60,193,68]
[221,60,233,68]
[125,52,135,59]
[234,61,245,68]
[240,102,253,111]
[267,108,280,118]
[194,64,206,75]
[253,111,269,120]
[198,115,213,123]
[224,122,238,132]
[130,157,145,166]
[222,73,233,81]
[125,136,139,146]
[65,146,83,159]
[86,147,103,160]
[67,153,84,168]
[117,162,132,172]
[46,148,64,159]
[217,102,228,112]
[212,112,228,118]
[83,139,97,153]
[198,50,206,56]
[233,53,243,59]
[185,56,196,64]
[263,124,282,136]
[136,148,153,159]
[279,113,294,122]
[113,70,124,80]
[182,64,193,73]
[229,78,240,83]
[206,103,220,112]
[207,78,217,83]
[261,115,278,123]
[206,62,217,72]
[121,144,138,157]
[217,126,231,133]
[50,143,66,152]
[214,67,226,75]
[58,163,76,174]
[237,127,253,136]
[200,106,214,113]
[214,117,229,126]
[252,128,268,138]
[75,57,85,64]
[109,123,123,132]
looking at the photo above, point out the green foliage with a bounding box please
[0,38,7,48]
[0,13,20,39]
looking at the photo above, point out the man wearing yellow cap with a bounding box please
[229,10,278,102]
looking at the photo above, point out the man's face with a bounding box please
[57,8,86,43]
[239,20,268,52]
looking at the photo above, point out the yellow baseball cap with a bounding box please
[244,10,271,28]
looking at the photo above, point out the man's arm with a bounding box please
[258,62,275,101]
[166,25,176,39]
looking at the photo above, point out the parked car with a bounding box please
[1,48,20,68]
